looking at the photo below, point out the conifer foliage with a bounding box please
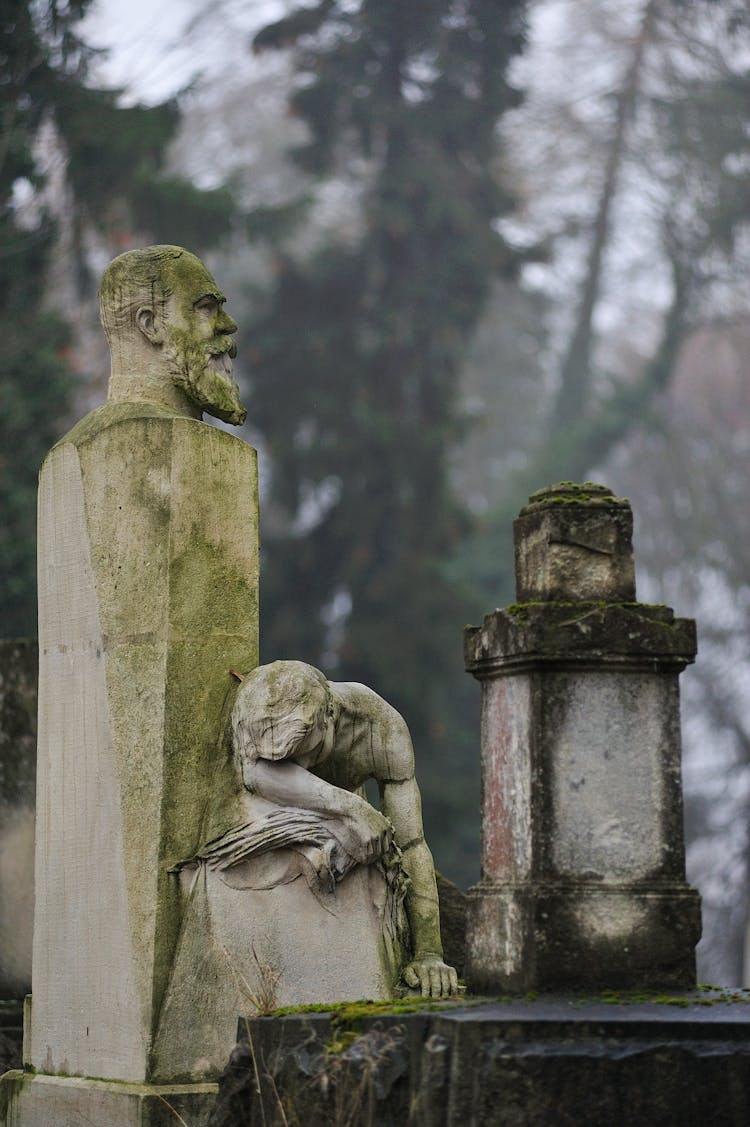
[0,0,234,637]
[0,0,79,637]
[248,1,527,880]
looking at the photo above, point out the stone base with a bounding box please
[465,881,701,993]
[153,857,408,1079]
[0,1070,217,1127]
[209,998,750,1127]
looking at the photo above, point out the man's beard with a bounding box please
[166,329,247,426]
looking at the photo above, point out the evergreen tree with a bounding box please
[0,0,78,637]
[248,0,527,883]
[0,0,236,637]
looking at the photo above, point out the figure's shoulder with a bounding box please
[331,681,408,733]
[331,680,383,711]
[53,400,186,451]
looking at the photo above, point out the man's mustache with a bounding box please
[209,336,237,360]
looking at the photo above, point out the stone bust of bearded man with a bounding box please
[100,244,246,426]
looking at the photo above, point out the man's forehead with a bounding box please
[168,254,225,303]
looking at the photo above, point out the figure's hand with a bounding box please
[403,956,459,998]
[344,803,393,865]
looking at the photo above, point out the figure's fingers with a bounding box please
[439,968,452,997]
[403,964,419,988]
[429,966,442,998]
[448,967,459,995]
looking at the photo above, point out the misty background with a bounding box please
[2,0,750,984]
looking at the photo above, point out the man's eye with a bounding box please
[195,298,217,313]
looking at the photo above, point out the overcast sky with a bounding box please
[81,0,282,104]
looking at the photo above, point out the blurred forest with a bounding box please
[2,0,750,982]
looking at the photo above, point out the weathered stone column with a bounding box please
[464,482,701,992]
[29,410,259,1085]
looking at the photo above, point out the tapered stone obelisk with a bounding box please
[464,482,701,992]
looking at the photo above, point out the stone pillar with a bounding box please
[464,482,701,992]
[29,407,259,1085]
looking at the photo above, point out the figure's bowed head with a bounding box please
[100,244,247,426]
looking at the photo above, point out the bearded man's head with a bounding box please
[99,245,246,426]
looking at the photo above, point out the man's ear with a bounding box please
[136,305,165,345]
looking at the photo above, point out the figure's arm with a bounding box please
[242,757,392,864]
[381,774,459,998]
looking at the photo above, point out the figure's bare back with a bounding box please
[311,681,415,793]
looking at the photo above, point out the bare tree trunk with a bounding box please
[550,0,658,434]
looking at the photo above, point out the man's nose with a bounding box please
[218,309,238,335]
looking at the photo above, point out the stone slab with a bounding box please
[1,1071,217,1127]
[208,998,750,1126]
[465,883,701,992]
[465,603,696,675]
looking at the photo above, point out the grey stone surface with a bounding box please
[153,856,410,1080]
[465,483,701,993]
[513,482,635,603]
[1,1071,217,1127]
[207,999,750,1126]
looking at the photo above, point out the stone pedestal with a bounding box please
[153,856,409,1078]
[1,1072,218,1127]
[28,404,259,1085]
[207,996,750,1127]
[464,483,701,992]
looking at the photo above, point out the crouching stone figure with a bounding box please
[155,662,456,1076]
[228,661,458,997]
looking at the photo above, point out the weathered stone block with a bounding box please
[153,859,409,1080]
[30,409,259,1083]
[513,482,635,603]
[465,483,701,993]
[466,884,701,992]
[207,1000,750,1127]
[0,1071,217,1127]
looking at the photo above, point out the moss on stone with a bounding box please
[585,986,750,1007]
[520,482,630,514]
[55,401,188,452]
[268,996,465,1022]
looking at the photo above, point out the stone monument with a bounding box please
[154,661,457,1077]
[1,246,455,1126]
[2,246,259,1124]
[464,482,701,992]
